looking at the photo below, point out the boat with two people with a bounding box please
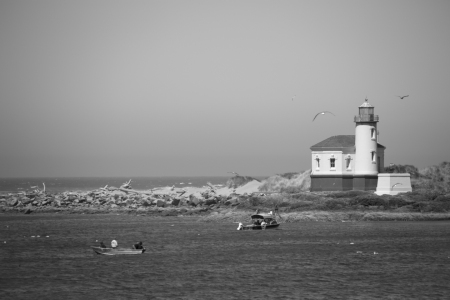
[92,240,146,255]
[237,213,280,230]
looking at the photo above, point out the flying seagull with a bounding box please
[292,95,296,101]
[396,95,409,99]
[312,111,335,122]
[391,183,402,191]
[228,172,239,176]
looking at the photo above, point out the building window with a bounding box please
[330,158,335,169]
[315,157,320,170]
[371,151,376,163]
[371,128,376,140]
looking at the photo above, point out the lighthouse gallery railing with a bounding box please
[354,115,379,122]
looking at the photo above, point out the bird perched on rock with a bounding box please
[313,111,335,122]
[396,95,409,99]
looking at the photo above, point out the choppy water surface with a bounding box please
[1,215,450,299]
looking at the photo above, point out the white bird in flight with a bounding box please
[292,95,296,101]
[312,111,335,122]
[228,172,239,176]
[396,95,409,99]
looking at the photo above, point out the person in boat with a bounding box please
[237,222,244,230]
[133,241,143,249]
[100,241,107,248]
[111,239,118,248]
[261,220,267,229]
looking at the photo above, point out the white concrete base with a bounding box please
[375,173,412,195]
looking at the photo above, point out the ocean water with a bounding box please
[0,177,236,193]
[1,215,450,299]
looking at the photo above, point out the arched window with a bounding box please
[330,158,335,168]
[371,128,376,140]
[315,155,320,170]
[330,155,336,169]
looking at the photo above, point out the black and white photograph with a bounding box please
[1,1,450,299]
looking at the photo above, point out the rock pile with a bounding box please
[0,180,252,214]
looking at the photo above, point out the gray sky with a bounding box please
[1,0,449,177]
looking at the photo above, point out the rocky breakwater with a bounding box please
[0,178,264,216]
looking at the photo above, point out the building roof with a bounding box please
[310,135,386,151]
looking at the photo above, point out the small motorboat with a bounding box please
[239,213,280,230]
[91,246,146,255]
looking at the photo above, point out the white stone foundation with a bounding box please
[375,173,412,195]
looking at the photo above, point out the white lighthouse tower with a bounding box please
[354,98,380,190]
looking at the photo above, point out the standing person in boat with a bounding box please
[100,241,107,248]
[133,241,143,249]
[237,223,244,230]
[111,239,118,248]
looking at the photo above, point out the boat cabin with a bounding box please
[251,213,278,225]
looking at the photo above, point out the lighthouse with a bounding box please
[353,98,382,190]
[309,99,385,191]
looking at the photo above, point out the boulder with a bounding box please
[22,197,34,205]
[156,199,166,207]
[9,198,18,207]
[189,192,204,206]
[204,199,218,206]
[24,204,33,214]
[225,198,239,206]
[171,198,181,206]
[68,194,77,201]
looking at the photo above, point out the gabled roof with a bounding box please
[310,135,386,150]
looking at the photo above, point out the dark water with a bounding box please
[1,215,450,299]
[0,177,235,193]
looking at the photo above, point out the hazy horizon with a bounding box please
[1,0,449,177]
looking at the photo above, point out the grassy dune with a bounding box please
[200,162,450,222]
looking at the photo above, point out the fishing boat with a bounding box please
[91,246,146,255]
[239,213,280,230]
